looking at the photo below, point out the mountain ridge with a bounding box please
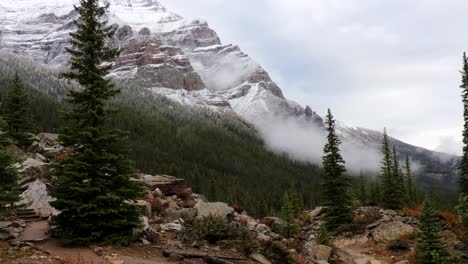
[0,0,460,193]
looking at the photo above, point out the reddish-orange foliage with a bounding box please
[403,204,423,217]
[286,237,302,249]
[293,254,308,264]
[353,214,366,224]
[55,150,71,161]
[259,218,274,228]
[229,204,245,214]
[298,213,309,222]
[439,211,462,234]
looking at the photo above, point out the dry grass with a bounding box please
[403,204,423,217]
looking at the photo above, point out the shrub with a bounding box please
[403,204,423,217]
[261,241,295,264]
[316,224,331,246]
[387,239,410,252]
[439,211,461,232]
[180,214,234,244]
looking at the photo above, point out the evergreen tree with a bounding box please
[4,72,32,146]
[321,109,353,231]
[0,118,21,218]
[414,199,450,264]
[280,192,299,238]
[358,171,367,205]
[50,0,145,246]
[380,129,400,209]
[460,52,468,194]
[316,223,331,246]
[391,146,405,206]
[456,194,468,246]
[404,154,416,203]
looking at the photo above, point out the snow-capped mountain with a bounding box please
[0,0,460,188]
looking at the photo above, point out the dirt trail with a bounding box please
[34,239,174,264]
[18,220,50,242]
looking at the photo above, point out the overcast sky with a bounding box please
[162,0,466,155]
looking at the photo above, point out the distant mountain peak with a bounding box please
[104,0,162,8]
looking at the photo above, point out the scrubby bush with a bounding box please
[261,241,295,264]
[387,239,410,252]
[180,214,235,244]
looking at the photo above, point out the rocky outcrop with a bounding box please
[194,201,234,219]
[19,180,58,217]
[143,174,187,195]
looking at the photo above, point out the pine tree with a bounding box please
[358,171,367,205]
[0,118,21,218]
[50,0,145,246]
[380,129,400,209]
[280,192,299,238]
[321,109,353,231]
[404,154,416,203]
[414,199,451,264]
[316,223,331,246]
[4,72,32,146]
[460,52,468,194]
[456,194,468,246]
[391,146,405,206]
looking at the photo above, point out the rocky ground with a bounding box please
[0,133,462,264]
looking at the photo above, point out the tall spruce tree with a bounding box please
[391,146,405,206]
[358,171,367,205]
[50,0,145,246]
[280,192,299,238]
[321,109,353,231]
[414,199,451,264]
[460,52,468,194]
[404,154,416,203]
[380,129,400,209]
[0,118,21,218]
[4,72,32,146]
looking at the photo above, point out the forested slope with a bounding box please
[0,55,323,217]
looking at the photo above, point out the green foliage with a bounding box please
[456,193,468,247]
[0,64,323,219]
[460,52,468,194]
[260,241,294,264]
[357,172,368,205]
[316,224,331,246]
[49,0,145,246]
[180,214,236,244]
[0,118,21,218]
[391,146,406,205]
[4,72,32,146]
[381,129,404,209]
[405,154,416,204]
[414,199,451,264]
[321,109,353,231]
[279,192,299,238]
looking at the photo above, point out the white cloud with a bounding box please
[161,0,465,154]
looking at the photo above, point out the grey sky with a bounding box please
[162,0,466,155]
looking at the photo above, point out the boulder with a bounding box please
[312,244,332,261]
[354,258,372,264]
[308,207,323,219]
[143,175,187,195]
[19,180,57,217]
[18,158,47,184]
[250,253,271,264]
[331,248,354,264]
[371,221,414,242]
[395,261,409,264]
[195,201,234,219]
[171,208,197,219]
